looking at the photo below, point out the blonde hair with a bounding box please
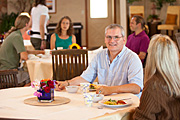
[4,15,30,38]
[145,34,180,97]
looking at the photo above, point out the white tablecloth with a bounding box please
[0,87,139,120]
[26,55,52,82]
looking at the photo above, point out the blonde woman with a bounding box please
[133,34,180,119]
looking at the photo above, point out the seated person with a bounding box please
[126,15,150,66]
[56,24,143,97]
[133,34,180,119]
[0,15,31,86]
[50,16,76,50]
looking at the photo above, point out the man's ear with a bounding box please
[137,23,141,28]
[123,36,126,44]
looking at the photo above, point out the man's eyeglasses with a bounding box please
[105,36,123,41]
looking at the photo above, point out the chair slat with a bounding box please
[52,49,88,81]
[0,69,18,89]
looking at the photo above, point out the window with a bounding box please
[90,0,108,18]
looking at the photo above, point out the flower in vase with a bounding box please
[32,79,57,97]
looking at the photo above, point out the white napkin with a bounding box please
[88,46,103,63]
[28,54,39,60]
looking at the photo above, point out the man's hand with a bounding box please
[96,86,114,96]
[55,81,68,91]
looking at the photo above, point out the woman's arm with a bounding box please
[50,33,56,50]
[20,51,28,61]
[39,15,46,50]
[72,34,76,43]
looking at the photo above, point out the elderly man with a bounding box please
[56,24,143,97]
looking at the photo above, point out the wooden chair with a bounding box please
[0,69,18,89]
[158,6,180,39]
[52,49,88,81]
[129,6,144,20]
[175,33,180,51]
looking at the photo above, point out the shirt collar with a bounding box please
[133,30,145,37]
[105,45,127,62]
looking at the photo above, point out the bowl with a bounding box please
[93,94,104,103]
[66,86,79,93]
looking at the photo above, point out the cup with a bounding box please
[44,49,51,56]
[57,47,63,50]
[80,83,90,93]
[83,93,94,107]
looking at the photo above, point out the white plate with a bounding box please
[98,99,133,108]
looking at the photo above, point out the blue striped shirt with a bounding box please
[81,45,143,97]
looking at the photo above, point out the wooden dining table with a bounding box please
[0,87,139,120]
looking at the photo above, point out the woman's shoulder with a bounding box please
[145,73,169,93]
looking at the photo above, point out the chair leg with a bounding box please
[166,30,168,35]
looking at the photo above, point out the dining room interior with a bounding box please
[1,0,180,120]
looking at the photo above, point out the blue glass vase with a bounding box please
[37,88,54,102]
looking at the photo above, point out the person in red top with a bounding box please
[126,15,150,66]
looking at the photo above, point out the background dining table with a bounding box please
[0,87,139,120]
[26,46,103,82]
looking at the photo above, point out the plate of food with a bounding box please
[89,84,107,91]
[98,98,132,108]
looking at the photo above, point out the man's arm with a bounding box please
[138,52,146,60]
[96,83,141,96]
[55,76,88,91]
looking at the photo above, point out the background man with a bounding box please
[126,15,150,67]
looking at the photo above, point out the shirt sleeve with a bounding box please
[139,36,150,53]
[133,82,161,120]
[41,6,49,16]
[80,53,98,83]
[12,35,26,54]
[127,53,144,90]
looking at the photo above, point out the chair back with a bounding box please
[52,49,88,81]
[166,6,180,27]
[129,6,144,20]
[0,69,18,89]
[175,33,180,51]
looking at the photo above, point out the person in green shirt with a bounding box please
[50,16,76,50]
[0,15,31,86]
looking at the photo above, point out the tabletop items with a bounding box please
[31,79,57,102]
[0,86,139,120]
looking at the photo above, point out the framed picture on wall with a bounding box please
[46,0,56,13]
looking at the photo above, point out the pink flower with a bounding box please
[34,91,42,97]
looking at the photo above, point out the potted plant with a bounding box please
[0,12,19,34]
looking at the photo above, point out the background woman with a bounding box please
[50,16,76,50]
[30,0,49,50]
[0,15,31,86]
[133,34,180,119]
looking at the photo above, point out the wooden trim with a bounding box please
[114,0,116,23]
[85,0,88,48]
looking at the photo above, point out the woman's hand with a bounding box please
[40,40,46,50]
